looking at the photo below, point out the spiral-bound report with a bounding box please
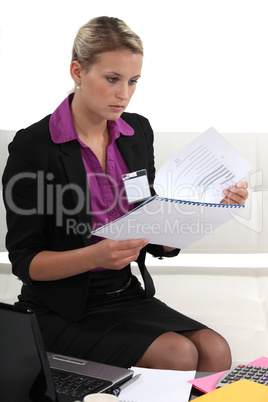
[92,195,244,249]
[92,128,251,249]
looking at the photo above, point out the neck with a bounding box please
[70,91,107,140]
[70,92,110,172]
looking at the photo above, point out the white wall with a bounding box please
[0,0,268,133]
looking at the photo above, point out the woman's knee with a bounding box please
[208,331,232,369]
[135,332,199,370]
[184,329,232,371]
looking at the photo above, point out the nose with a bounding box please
[116,82,129,100]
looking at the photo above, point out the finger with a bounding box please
[236,181,248,190]
[222,188,248,205]
[116,242,148,261]
[103,238,148,264]
[110,246,145,269]
[116,238,149,250]
[224,186,248,197]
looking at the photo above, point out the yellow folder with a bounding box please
[197,379,268,401]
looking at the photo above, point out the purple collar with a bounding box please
[49,93,134,144]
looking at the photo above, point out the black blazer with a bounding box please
[3,112,172,321]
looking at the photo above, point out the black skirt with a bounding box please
[22,266,208,368]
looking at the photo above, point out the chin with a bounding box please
[107,112,123,121]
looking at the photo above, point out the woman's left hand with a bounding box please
[221,181,249,205]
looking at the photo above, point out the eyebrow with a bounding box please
[105,71,141,79]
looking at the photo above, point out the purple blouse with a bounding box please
[49,94,135,270]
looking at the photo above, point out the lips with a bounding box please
[109,105,124,112]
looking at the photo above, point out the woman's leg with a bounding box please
[135,329,231,371]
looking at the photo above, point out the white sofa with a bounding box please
[1,128,267,365]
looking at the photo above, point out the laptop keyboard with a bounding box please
[52,369,113,398]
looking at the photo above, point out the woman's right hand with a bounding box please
[92,238,149,270]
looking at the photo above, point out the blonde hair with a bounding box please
[72,16,143,70]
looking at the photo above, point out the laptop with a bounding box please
[0,302,133,402]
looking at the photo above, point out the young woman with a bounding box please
[2,16,248,371]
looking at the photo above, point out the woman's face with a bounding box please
[74,50,143,123]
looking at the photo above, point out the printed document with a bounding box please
[154,127,251,203]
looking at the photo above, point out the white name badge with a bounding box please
[122,169,151,204]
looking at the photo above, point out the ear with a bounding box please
[70,61,83,86]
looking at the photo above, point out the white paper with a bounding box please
[119,367,195,402]
[154,127,252,203]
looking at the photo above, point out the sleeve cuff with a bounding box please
[147,244,180,259]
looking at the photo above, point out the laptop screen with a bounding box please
[0,303,57,402]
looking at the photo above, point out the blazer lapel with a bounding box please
[59,140,91,246]
[116,134,148,173]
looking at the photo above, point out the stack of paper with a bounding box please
[119,366,195,402]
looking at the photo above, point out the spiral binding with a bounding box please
[157,196,244,208]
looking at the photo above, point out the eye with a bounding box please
[129,79,138,86]
[107,77,118,83]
